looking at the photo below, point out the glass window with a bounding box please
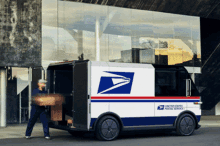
[178,70,188,96]
[108,7,132,63]
[42,0,201,68]
[155,70,177,96]
[191,18,201,67]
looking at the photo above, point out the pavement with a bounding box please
[0,123,70,139]
[0,115,220,140]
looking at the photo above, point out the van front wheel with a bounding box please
[176,113,196,136]
[95,116,120,141]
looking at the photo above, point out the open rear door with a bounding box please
[72,61,88,130]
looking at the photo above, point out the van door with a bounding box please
[154,68,186,125]
[72,61,88,130]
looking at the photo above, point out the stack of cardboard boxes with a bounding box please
[35,94,64,121]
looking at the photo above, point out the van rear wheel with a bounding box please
[176,113,196,136]
[95,116,120,141]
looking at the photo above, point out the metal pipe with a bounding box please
[44,69,47,81]
[19,93,21,124]
[53,70,55,94]
[0,69,7,127]
[28,67,32,119]
[72,61,75,127]
[95,17,100,61]
[42,68,44,80]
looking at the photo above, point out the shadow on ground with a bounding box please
[46,129,200,141]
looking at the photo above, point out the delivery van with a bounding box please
[46,60,202,141]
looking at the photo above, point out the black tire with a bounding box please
[68,131,85,137]
[95,116,120,141]
[176,113,196,136]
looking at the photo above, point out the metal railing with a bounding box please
[20,107,29,123]
[19,91,29,123]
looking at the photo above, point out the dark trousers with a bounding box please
[25,105,50,137]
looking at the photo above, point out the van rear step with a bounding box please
[49,122,89,131]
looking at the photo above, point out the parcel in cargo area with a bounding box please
[51,104,63,121]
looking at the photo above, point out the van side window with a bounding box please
[178,70,187,96]
[155,70,178,96]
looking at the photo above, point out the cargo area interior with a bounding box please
[47,64,73,126]
[46,61,88,130]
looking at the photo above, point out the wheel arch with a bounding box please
[92,112,124,132]
[174,110,199,128]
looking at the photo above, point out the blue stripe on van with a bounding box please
[90,116,201,127]
[91,100,200,102]
[90,116,176,127]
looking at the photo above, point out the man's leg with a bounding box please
[40,110,50,137]
[25,105,40,136]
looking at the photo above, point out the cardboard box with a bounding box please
[35,96,56,106]
[51,104,62,121]
[35,94,64,106]
[52,94,64,105]
[33,94,64,121]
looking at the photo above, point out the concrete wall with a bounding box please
[0,0,41,67]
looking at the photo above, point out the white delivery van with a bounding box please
[46,60,202,141]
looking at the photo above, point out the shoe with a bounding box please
[25,136,31,139]
[45,136,51,140]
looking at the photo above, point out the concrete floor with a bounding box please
[0,115,220,139]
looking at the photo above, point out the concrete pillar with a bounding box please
[95,17,100,61]
[41,69,44,80]
[78,30,83,56]
[215,102,220,115]
[0,69,7,127]
[43,67,47,81]
[28,67,32,119]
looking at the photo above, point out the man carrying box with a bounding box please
[25,79,51,140]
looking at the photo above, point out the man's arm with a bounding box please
[31,95,38,104]
[31,94,47,105]
[31,89,46,105]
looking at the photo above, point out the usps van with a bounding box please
[46,60,202,141]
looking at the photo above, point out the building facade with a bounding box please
[42,0,201,69]
[0,0,205,126]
